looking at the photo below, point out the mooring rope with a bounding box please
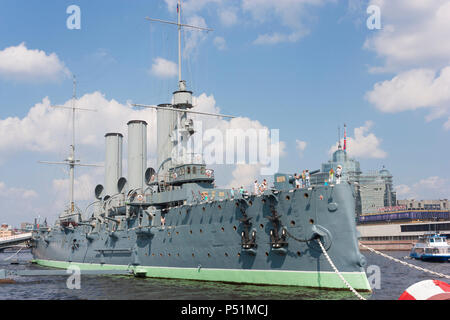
[3,246,23,261]
[359,243,450,280]
[317,239,367,300]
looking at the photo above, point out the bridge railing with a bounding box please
[0,233,32,243]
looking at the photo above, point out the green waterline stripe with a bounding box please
[31,259,371,291]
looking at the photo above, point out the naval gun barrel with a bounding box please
[103,216,120,224]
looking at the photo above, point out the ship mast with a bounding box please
[39,76,100,215]
[145,0,213,90]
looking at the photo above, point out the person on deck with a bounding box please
[336,165,342,184]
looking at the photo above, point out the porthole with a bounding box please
[190,230,193,234]
[208,253,211,257]
[224,252,228,257]
[192,253,195,257]
[309,219,314,224]
[202,207,206,211]
[304,193,309,198]
[265,252,269,256]
[297,251,301,256]
[286,195,290,200]
[200,229,203,233]
[221,227,225,232]
[259,224,264,229]
[249,200,253,206]
[218,205,222,210]
[237,252,241,257]
[233,226,237,231]
[290,220,296,226]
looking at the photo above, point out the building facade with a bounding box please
[396,199,449,211]
[313,144,396,216]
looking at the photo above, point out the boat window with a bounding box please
[193,166,197,174]
[187,167,191,174]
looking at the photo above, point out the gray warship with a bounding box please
[30,1,371,291]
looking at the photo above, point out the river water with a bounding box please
[0,250,448,300]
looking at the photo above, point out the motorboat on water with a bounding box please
[410,233,450,262]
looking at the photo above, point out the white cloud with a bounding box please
[365,0,450,72]
[52,172,101,203]
[0,181,38,199]
[183,15,210,58]
[395,176,450,200]
[364,1,450,128]
[242,0,328,45]
[0,43,70,82]
[164,0,327,47]
[295,139,307,158]
[366,67,450,113]
[0,92,158,159]
[213,36,227,50]
[150,57,178,78]
[218,7,238,26]
[253,31,308,45]
[365,67,450,129]
[227,164,262,189]
[329,121,387,159]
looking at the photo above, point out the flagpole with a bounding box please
[178,0,182,86]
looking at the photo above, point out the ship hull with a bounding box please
[31,184,371,291]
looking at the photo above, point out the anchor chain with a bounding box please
[359,243,450,280]
[317,239,367,300]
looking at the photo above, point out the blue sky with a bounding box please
[0,0,449,226]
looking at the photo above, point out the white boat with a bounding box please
[410,233,450,262]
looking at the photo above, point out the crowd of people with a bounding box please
[229,164,344,199]
[293,170,311,189]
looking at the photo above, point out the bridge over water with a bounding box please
[0,233,32,251]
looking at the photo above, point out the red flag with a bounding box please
[343,124,347,150]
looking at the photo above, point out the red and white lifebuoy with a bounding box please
[399,280,450,300]
[205,169,212,177]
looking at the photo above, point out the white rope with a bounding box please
[359,243,450,280]
[3,246,23,261]
[317,239,366,300]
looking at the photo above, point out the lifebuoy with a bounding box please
[136,194,144,202]
[399,280,450,300]
[205,170,212,177]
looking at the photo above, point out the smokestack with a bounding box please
[104,133,123,197]
[127,120,147,192]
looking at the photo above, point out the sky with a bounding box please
[0,0,449,226]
